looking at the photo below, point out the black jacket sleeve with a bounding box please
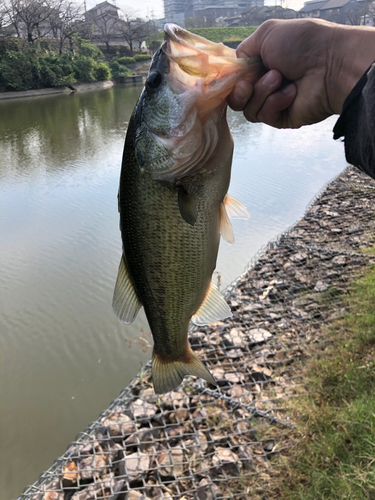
[333,63,375,180]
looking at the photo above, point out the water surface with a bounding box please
[0,86,346,499]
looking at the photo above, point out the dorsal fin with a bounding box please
[191,280,232,326]
[112,256,142,324]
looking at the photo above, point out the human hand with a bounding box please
[228,19,375,129]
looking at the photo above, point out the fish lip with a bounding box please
[163,23,184,43]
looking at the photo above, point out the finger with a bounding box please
[228,80,253,111]
[243,69,283,123]
[257,83,298,128]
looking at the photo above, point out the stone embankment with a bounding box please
[19,166,375,500]
[0,77,143,101]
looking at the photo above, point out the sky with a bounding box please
[85,0,306,21]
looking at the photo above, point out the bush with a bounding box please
[94,61,111,80]
[109,60,131,78]
[117,56,136,65]
[133,53,152,62]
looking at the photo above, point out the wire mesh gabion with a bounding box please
[18,166,375,500]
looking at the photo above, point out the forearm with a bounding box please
[328,24,375,115]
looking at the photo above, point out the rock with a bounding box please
[139,388,158,404]
[262,440,275,453]
[197,478,221,500]
[290,252,307,263]
[223,328,245,347]
[190,331,207,346]
[159,447,185,477]
[238,446,254,469]
[125,427,160,452]
[131,399,157,420]
[332,255,347,265]
[314,280,329,292]
[126,492,146,500]
[226,348,243,359]
[101,412,136,438]
[79,454,107,481]
[71,476,124,500]
[169,408,189,423]
[248,328,272,344]
[224,372,245,384]
[211,367,225,380]
[228,385,253,403]
[212,448,241,474]
[62,460,80,486]
[118,452,150,483]
[162,391,189,409]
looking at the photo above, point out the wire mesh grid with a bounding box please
[19,166,375,500]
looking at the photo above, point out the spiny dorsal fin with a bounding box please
[178,186,198,226]
[152,345,216,394]
[219,202,235,244]
[191,280,232,326]
[224,194,250,219]
[112,256,142,324]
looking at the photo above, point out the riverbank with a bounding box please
[0,77,144,101]
[19,166,375,500]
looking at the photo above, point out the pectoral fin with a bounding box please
[219,202,235,244]
[224,194,250,219]
[192,280,232,326]
[112,256,142,323]
[178,187,198,226]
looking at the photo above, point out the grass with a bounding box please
[275,261,375,499]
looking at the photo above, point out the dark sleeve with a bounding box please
[333,63,375,180]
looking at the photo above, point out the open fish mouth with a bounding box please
[161,23,264,105]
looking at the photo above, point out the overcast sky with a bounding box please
[85,0,306,21]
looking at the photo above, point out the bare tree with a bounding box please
[86,3,121,53]
[2,0,65,43]
[118,10,150,55]
[47,0,84,54]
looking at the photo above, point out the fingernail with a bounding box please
[233,85,246,103]
[282,84,296,95]
[262,71,278,87]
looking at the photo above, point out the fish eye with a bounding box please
[146,70,162,90]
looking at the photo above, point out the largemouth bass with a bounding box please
[113,24,264,394]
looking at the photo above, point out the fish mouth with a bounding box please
[161,23,264,99]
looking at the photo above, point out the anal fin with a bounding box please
[112,256,142,323]
[191,280,232,326]
[152,345,216,394]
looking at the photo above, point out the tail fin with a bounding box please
[152,346,216,394]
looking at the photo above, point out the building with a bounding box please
[319,0,363,24]
[164,0,264,25]
[297,0,327,18]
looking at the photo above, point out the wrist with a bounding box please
[327,24,375,114]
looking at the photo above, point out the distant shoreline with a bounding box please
[0,77,144,101]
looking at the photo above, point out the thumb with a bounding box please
[236,28,262,59]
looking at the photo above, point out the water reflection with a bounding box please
[0,86,346,499]
[0,86,141,183]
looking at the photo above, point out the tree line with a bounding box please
[0,0,154,55]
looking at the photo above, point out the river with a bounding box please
[0,85,346,499]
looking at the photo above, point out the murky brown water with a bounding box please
[0,86,346,499]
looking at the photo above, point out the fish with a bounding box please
[113,24,264,394]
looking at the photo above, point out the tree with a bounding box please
[48,0,85,54]
[118,10,150,55]
[85,3,121,53]
[2,0,64,43]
